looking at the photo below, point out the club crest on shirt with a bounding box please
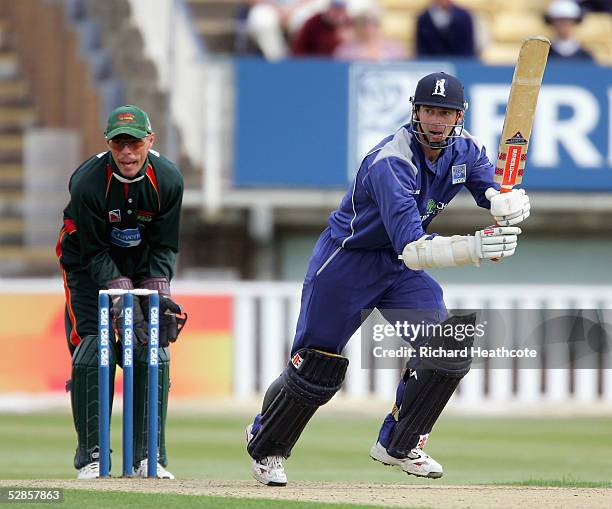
[108,209,121,223]
[451,164,466,184]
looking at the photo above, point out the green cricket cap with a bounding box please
[105,105,153,139]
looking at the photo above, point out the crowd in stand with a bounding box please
[235,0,604,62]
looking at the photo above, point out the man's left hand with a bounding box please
[140,295,188,347]
[157,296,188,347]
[138,276,188,347]
[486,187,531,226]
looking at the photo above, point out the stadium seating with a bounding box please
[180,1,610,64]
[376,0,612,64]
[0,12,36,270]
[187,0,244,53]
[380,12,416,54]
[0,0,106,275]
[492,12,551,45]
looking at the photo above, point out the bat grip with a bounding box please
[492,185,513,260]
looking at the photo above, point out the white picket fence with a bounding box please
[202,282,612,405]
[3,280,611,407]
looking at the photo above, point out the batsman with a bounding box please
[246,72,532,485]
[56,105,187,479]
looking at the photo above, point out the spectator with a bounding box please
[545,0,594,61]
[334,4,407,61]
[292,0,350,56]
[236,0,325,60]
[578,0,612,13]
[415,0,476,57]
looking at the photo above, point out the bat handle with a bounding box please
[491,185,513,261]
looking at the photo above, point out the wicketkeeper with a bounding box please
[57,105,187,479]
[246,72,531,485]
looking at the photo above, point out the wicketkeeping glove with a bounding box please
[105,276,149,345]
[486,187,531,226]
[139,277,188,347]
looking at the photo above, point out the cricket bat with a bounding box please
[494,36,550,194]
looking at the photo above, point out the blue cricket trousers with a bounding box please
[291,227,447,357]
[251,228,448,446]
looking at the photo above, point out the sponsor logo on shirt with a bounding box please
[421,199,447,222]
[109,227,142,248]
[426,199,437,214]
[108,209,121,223]
[451,164,466,184]
[136,210,154,222]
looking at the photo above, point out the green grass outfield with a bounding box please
[1,412,610,507]
[0,490,400,509]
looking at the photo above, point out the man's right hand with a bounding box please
[110,296,148,345]
[106,277,148,345]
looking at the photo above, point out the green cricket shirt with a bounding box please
[57,149,184,286]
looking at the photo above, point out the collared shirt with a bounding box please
[57,149,184,286]
[328,125,497,253]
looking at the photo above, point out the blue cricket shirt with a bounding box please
[328,124,498,254]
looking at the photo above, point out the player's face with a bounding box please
[551,18,576,39]
[108,134,155,178]
[417,106,462,145]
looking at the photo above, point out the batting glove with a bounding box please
[486,187,530,226]
[472,225,521,261]
[400,226,521,270]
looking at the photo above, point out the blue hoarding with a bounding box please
[235,59,349,187]
[235,59,612,191]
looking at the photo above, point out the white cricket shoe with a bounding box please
[246,424,287,486]
[251,455,287,486]
[135,459,175,479]
[370,441,443,479]
[77,462,100,479]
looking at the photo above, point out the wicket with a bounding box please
[98,289,160,478]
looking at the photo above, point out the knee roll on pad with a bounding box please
[387,314,476,458]
[247,348,348,460]
[72,334,104,367]
[416,313,477,375]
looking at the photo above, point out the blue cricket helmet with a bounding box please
[411,72,468,112]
